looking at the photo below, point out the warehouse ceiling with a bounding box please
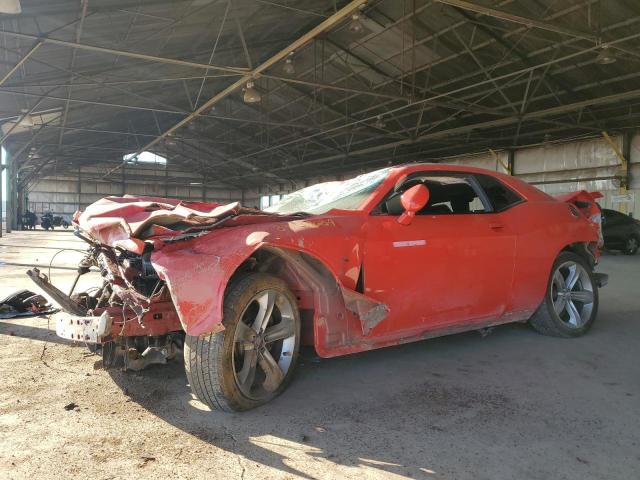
[1,0,640,189]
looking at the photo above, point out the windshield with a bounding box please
[266,168,390,215]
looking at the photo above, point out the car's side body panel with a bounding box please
[150,214,375,356]
[146,164,601,358]
[363,212,517,335]
[508,200,599,316]
[53,163,602,359]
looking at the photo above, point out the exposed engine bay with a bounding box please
[27,231,184,371]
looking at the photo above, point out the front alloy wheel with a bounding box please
[185,273,301,412]
[232,289,297,401]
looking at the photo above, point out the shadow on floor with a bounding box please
[0,319,73,346]
[106,325,537,479]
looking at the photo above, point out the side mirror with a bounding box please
[398,184,429,225]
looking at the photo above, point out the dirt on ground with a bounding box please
[1,230,639,479]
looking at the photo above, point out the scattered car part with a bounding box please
[0,289,56,319]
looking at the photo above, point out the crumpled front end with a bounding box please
[30,194,390,364]
[27,236,184,370]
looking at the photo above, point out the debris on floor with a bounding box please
[0,289,57,319]
[63,402,79,411]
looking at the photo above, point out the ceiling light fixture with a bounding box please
[348,11,364,34]
[595,45,616,65]
[283,52,296,75]
[243,81,261,103]
[165,134,177,147]
[348,4,367,35]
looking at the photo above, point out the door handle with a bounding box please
[489,222,505,230]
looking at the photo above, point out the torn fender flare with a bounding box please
[151,239,389,337]
[341,288,390,335]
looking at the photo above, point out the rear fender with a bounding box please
[555,190,603,250]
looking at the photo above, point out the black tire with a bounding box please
[529,251,599,338]
[184,273,301,412]
[624,236,639,255]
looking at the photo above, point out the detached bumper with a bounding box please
[54,311,112,344]
[594,272,608,288]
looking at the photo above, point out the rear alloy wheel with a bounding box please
[185,274,300,412]
[529,252,598,337]
[624,236,639,255]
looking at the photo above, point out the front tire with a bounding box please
[529,252,598,337]
[185,273,301,412]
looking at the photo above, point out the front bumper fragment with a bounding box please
[55,310,112,344]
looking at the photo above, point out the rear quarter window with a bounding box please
[475,174,523,212]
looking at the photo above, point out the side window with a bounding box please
[379,172,489,215]
[475,174,523,212]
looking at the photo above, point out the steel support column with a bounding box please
[0,163,3,237]
[508,150,515,176]
[5,149,13,232]
[622,132,632,192]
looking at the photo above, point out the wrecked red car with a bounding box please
[28,164,607,411]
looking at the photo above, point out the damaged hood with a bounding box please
[75,195,298,249]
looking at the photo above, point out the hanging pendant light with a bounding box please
[595,45,616,65]
[283,52,296,75]
[243,81,261,103]
[348,12,364,34]
[165,134,177,147]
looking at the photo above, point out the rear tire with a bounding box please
[624,236,639,255]
[184,273,301,412]
[529,251,598,338]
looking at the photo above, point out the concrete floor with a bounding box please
[1,230,639,480]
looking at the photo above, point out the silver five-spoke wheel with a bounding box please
[233,289,297,400]
[185,273,301,412]
[550,260,595,328]
[530,251,599,338]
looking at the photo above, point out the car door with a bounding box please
[362,171,518,339]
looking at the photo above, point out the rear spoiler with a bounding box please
[555,190,602,215]
[554,190,603,207]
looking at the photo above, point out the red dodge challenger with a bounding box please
[28,163,607,411]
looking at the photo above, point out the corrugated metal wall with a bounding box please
[440,134,637,216]
[27,163,242,216]
[29,133,639,217]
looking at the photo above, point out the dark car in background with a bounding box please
[601,208,640,255]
